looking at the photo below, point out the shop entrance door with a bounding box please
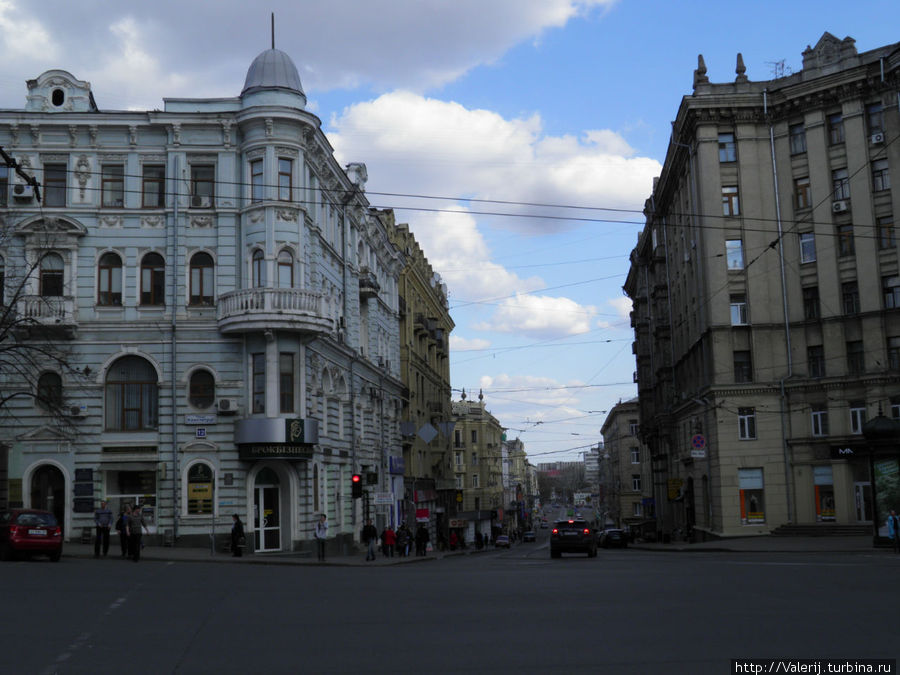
[254,468,281,552]
[854,482,872,522]
[30,465,65,530]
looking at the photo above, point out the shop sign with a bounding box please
[448,518,467,528]
[189,483,213,500]
[374,492,394,505]
[667,478,684,500]
[186,414,217,425]
[415,508,430,523]
[238,444,314,460]
[389,456,405,475]
[830,446,859,459]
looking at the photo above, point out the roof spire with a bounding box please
[271,12,275,50]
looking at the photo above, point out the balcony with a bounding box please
[359,267,380,300]
[217,288,333,335]
[15,296,77,337]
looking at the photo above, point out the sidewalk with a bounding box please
[629,534,883,554]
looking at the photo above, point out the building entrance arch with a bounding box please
[30,464,65,530]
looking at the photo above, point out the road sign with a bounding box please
[691,449,706,459]
[691,434,706,450]
[374,492,394,505]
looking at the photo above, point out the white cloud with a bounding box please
[450,336,491,352]
[474,293,598,339]
[608,296,632,319]
[479,373,586,410]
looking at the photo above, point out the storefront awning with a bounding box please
[100,462,159,472]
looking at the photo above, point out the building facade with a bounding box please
[625,33,900,540]
[600,399,654,535]
[0,49,404,555]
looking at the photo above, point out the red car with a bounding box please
[0,509,63,561]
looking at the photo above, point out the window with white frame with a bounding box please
[799,232,816,263]
[873,159,890,192]
[471,474,479,488]
[718,133,736,162]
[101,165,124,207]
[250,159,263,203]
[738,407,756,440]
[794,176,811,209]
[811,404,828,437]
[726,239,744,270]
[252,249,265,288]
[722,186,740,216]
[629,419,638,436]
[630,447,640,464]
[631,474,641,491]
[849,402,866,435]
[455,475,463,489]
[730,294,748,325]
[789,123,806,154]
[632,502,642,517]
[277,250,294,288]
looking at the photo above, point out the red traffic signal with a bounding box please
[351,474,363,499]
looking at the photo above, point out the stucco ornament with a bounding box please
[74,155,91,199]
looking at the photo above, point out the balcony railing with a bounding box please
[217,288,333,335]
[15,295,77,335]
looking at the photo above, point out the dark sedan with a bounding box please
[522,530,536,542]
[550,519,597,558]
[600,528,628,549]
[0,509,63,561]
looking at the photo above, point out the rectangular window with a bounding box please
[799,232,816,263]
[629,419,638,436]
[279,353,294,414]
[718,133,736,162]
[733,350,753,383]
[846,341,865,376]
[631,474,641,491]
[471,430,477,445]
[471,474,479,488]
[43,163,67,207]
[842,281,859,315]
[849,401,866,434]
[802,286,820,320]
[726,240,744,270]
[794,177,811,209]
[141,165,165,208]
[250,159,263,203]
[888,337,900,370]
[739,467,765,524]
[789,123,807,155]
[832,168,850,201]
[722,186,740,216]
[730,294,748,325]
[877,216,895,250]
[454,430,462,448]
[454,451,463,467]
[828,113,844,145]
[867,103,884,134]
[837,224,855,257]
[252,353,265,414]
[811,405,829,437]
[632,502,642,517]
[0,165,7,207]
[630,447,640,464]
[738,408,756,440]
[101,165,124,207]
[455,476,463,489]
[278,158,293,201]
[808,345,825,378]
[191,165,215,206]
[883,276,900,309]
[471,452,478,466]
[872,159,890,192]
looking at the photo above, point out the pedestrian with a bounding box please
[381,524,396,557]
[396,523,411,556]
[314,514,328,561]
[449,530,458,551]
[116,504,131,558]
[93,499,113,558]
[888,509,900,554]
[231,514,244,557]
[415,524,430,556]
[128,504,149,562]
[362,519,378,561]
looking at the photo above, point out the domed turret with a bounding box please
[242,48,305,99]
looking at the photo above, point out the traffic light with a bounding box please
[351,473,362,499]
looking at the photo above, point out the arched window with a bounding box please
[140,253,165,306]
[104,355,158,431]
[37,372,63,410]
[187,463,214,515]
[252,249,266,288]
[277,250,293,288]
[189,369,215,409]
[189,252,214,306]
[97,252,123,306]
[40,253,64,297]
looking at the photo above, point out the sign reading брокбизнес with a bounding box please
[238,445,314,460]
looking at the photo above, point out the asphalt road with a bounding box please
[4,534,897,675]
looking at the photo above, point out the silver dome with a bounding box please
[242,48,304,96]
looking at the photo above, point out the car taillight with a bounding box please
[583,529,590,535]
[51,526,62,537]
[8,525,21,539]
[551,528,558,535]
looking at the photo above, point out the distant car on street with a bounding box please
[0,509,63,561]
[522,530,536,542]
[494,535,511,548]
[599,528,628,549]
[540,521,548,529]
[550,519,597,558]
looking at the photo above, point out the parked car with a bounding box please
[600,528,628,549]
[540,521,548,529]
[550,519,597,558]
[522,530,536,542]
[0,509,63,561]
[494,535,511,548]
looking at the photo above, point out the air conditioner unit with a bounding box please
[217,398,239,414]
[871,132,885,145]
[66,405,87,418]
[832,200,849,213]
[191,195,212,208]
[12,183,34,199]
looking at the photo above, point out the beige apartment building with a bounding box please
[600,399,654,536]
[625,33,900,541]
[387,216,454,539]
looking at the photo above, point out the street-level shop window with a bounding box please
[849,401,866,435]
[737,408,756,440]
[810,404,828,437]
[97,252,122,306]
[36,372,63,410]
[186,463,214,515]
[188,370,215,409]
[104,355,158,431]
[814,466,835,522]
[140,253,165,306]
[738,468,765,525]
[252,353,265,414]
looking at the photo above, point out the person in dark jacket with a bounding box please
[116,505,131,558]
[93,500,113,558]
[128,504,148,562]
[396,523,411,556]
[231,514,245,557]
[362,519,378,561]
[415,524,430,556]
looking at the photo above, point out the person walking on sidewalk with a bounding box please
[381,524,396,557]
[314,514,328,561]
[128,504,149,562]
[116,504,131,558]
[362,519,378,561]
[415,523,430,556]
[888,510,900,553]
[93,500,113,558]
[396,523,411,556]
[231,514,245,557]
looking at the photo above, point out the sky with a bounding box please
[1,1,898,462]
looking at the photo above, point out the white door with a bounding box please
[254,468,281,552]
[854,482,872,522]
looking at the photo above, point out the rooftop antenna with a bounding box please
[271,12,275,49]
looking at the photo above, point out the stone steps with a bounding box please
[771,524,870,537]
